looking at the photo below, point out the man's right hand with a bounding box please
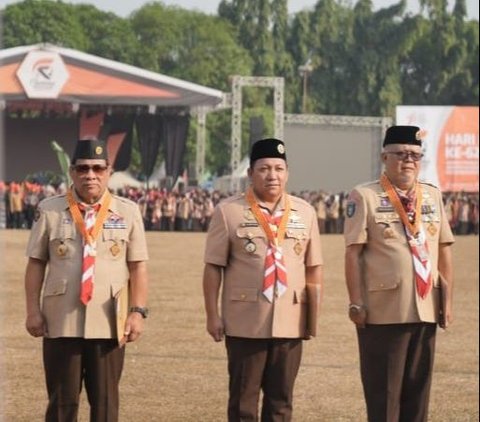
[348,305,367,329]
[207,316,224,342]
[26,312,47,337]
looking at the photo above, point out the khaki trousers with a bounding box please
[357,323,437,422]
[43,338,125,422]
[225,336,303,422]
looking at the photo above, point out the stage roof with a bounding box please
[0,43,224,108]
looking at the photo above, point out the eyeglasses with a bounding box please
[386,151,424,162]
[73,164,109,174]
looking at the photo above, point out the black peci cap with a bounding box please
[383,125,425,147]
[249,138,287,167]
[71,139,108,163]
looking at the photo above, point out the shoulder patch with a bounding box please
[34,208,42,222]
[346,201,356,218]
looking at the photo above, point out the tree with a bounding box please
[2,0,88,49]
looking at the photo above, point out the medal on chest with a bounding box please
[57,242,68,257]
[110,242,121,256]
[294,241,303,255]
[245,240,256,253]
[383,226,397,239]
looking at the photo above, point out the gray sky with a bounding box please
[2,0,479,19]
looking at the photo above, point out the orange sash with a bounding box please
[245,188,291,246]
[66,189,111,245]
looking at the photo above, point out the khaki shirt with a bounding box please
[204,193,323,339]
[26,192,149,338]
[344,181,454,324]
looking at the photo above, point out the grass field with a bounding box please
[0,231,478,421]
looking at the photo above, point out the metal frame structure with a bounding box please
[193,93,232,181]
[194,76,284,183]
[230,76,284,173]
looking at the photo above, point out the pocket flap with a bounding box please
[368,281,398,292]
[231,287,258,302]
[102,228,129,242]
[374,214,400,224]
[235,227,265,240]
[43,279,67,296]
[285,229,308,240]
[49,224,76,241]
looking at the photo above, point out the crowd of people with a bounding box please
[0,179,478,235]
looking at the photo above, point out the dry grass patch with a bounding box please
[1,231,478,421]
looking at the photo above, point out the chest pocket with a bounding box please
[374,214,406,243]
[236,226,266,257]
[284,228,308,257]
[102,228,129,260]
[49,223,77,260]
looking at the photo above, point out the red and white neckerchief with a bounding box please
[66,189,111,305]
[405,225,433,299]
[245,188,291,302]
[262,208,288,302]
[79,205,99,305]
[380,174,432,299]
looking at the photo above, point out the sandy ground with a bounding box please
[0,231,478,421]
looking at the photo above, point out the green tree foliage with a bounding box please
[131,3,252,91]
[402,0,478,105]
[73,5,139,64]
[2,0,88,49]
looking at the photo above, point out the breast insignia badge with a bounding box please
[57,242,68,257]
[294,242,303,255]
[110,243,121,257]
[245,240,256,254]
[383,227,396,239]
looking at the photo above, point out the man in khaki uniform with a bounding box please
[203,138,323,422]
[344,126,454,422]
[24,139,149,422]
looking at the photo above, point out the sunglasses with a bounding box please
[386,151,424,162]
[73,164,109,174]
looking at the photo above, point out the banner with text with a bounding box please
[396,106,479,192]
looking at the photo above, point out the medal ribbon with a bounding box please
[380,174,432,299]
[246,188,291,302]
[67,189,111,304]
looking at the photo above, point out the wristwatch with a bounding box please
[129,306,149,319]
[348,303,365,314]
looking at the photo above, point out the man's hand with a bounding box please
[349,305,367,329]
[26,311,47,337]
[123,312,144,343]
[207,315,224,342]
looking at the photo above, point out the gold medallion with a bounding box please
[427,223,437,236]
[383,227,396,239]
[57,243,68,257]
[245,241,256,253]
[110,243,121,256]
[294,242,302,255]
